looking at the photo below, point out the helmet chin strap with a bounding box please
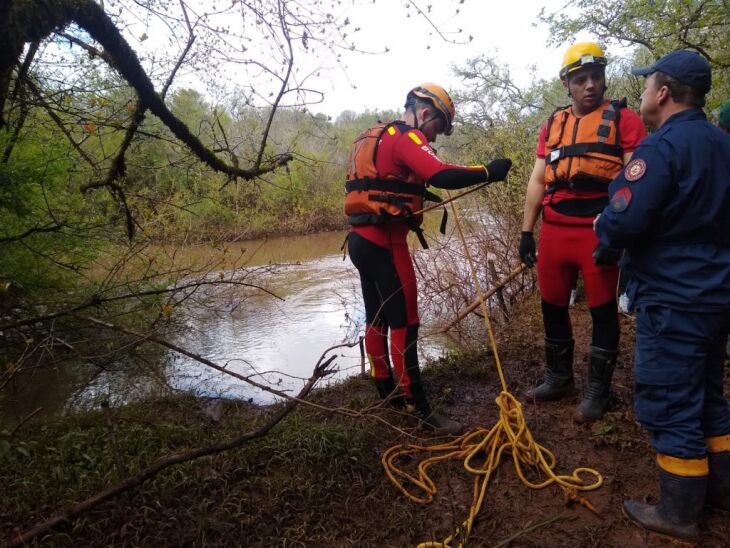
[423,113,440,128]
[413,107,442,136]
[411,106,421,131]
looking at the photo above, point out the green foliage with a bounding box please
[99,96,403,242]
[539,0,730,110]
[0,125,115,294]
[0,395,394,546]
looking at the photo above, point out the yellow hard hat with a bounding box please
[560,42,607,79]
[408,83,456,135]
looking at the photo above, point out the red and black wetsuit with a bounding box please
[347,121,486,406]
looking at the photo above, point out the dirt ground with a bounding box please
[269,292,730,547]
[386,295,730,547]
[3,294,729,547]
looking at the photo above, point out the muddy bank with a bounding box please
[2,293,729,547]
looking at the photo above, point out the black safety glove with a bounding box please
[592,243,623,266]
[485,158,512,183]
[519,231,537,267]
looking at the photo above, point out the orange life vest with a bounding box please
[344,122,431,225]
[544,99,626,193]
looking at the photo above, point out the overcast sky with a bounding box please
[113,1,610,118]
[312,0,573,116]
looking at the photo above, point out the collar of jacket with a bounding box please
[662,107,707,127]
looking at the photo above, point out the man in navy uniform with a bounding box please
[594,50,730,541]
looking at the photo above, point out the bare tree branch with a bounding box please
[255,0,294,169]
[1,0,293,186]
[23,77,101,177]
[0,277,283,332]
[0,220,66,243]
[7,349,334,547]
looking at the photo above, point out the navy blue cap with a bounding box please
[632,50,711,94]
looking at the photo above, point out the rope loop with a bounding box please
[382,190,603,547]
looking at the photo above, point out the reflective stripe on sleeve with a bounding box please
[407,132,423,145]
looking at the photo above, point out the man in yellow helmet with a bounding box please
[518,42,647,422]
[345,83,512,435]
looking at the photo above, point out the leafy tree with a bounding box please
[539,0,730,108]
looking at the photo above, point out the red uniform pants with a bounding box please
[538,220,619,308]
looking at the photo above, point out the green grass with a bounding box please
[0,388,431,546]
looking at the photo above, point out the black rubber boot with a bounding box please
[373,377,405,409]
[408,399,463,436]
[526,337,575,401]
[574,346,617,423]
[623,469,707,541]
[708,451,730,511]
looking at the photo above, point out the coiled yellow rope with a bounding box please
[382,190,603,547]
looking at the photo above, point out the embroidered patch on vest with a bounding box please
[624,158,646,181]
[610,186,632,212]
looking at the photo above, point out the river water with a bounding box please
[0,230,454,424]
[164,231,448,404]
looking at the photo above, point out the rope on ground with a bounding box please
[382,189,603,548]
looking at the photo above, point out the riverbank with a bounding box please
[2,293,729,547]
[157,212,348,245]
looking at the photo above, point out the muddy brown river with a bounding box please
[164,231,449,404]
[0,230,451,425]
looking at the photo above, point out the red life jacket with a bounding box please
[544,99,626,194]
[344,122,431,225]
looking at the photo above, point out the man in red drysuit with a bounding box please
[519,42,647,422]
[345,83,512,435]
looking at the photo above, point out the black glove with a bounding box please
[519,231,536,267]
[592,243,623,266]
[485,158,512,183]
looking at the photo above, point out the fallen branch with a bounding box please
[75,315,420,437]
[492,512,565,548]
[6,311,433,544]
[78,314,316,399]
[7,349,335,547]
[434,263,528,334]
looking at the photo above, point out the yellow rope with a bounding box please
[382,190,603,547]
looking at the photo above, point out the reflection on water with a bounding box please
[167,255,364,403]
[1,231,451,422]
[166,234,449,404]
